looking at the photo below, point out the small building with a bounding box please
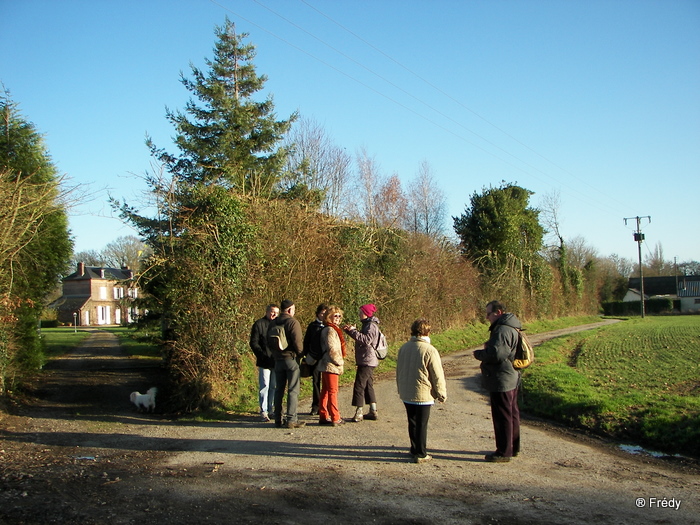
[678,280,700,313]
[625,275,700,313]
[50,262,142,326]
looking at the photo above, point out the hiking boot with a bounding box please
[309,406,319,416]
[485,453,511,463]
[351,414,363,423]
[285,420,306,429]
[319,418,333,426]
[331,419,345,426]
[364,410,378,420]
[413,454,432,464]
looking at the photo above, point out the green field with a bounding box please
[522,316,700,457]
[39,328,92,357]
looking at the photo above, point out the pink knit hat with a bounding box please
[360,304,377,317]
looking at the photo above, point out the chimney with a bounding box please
[78,262,85,276]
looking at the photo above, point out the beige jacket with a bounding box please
[396,336,447,404]
[317,326,344,375]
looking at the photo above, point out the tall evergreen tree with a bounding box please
[0,89,72,386]
[116,20,295,410]
[148,18,295,196]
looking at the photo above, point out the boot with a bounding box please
[365,410,378,420]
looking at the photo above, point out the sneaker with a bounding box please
[485,453,511,463]
[364,410,378,421]
[351,414,364,423]
[413,454,433,464]
[331,419,345,426]
[261,413,271,422]
[285,421,306,429]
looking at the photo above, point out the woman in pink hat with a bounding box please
[343,303,381,422]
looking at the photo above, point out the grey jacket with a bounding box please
[344,316,380,367]
[473,312,521,392]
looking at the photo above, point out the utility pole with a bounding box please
[624,215,651,318]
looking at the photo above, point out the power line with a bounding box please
[210,0,626,218]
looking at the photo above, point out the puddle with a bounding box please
[619,444,683,459]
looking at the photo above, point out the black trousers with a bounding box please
[404,402,431,458]
[489,387,520,457]
[352,365,377,406]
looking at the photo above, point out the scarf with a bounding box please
[328,323,347,357]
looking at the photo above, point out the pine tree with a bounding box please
[116,20,296,410]
[149,17,295,196]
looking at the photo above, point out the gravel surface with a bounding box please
[1,321,698,524]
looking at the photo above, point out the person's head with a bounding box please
[324,305,344,326]
[316,303,329,321]
[359,303,377,320]
[280,299,295,316]
[485,300,505,324]
[265,303,280,321]
[411,318,431,337]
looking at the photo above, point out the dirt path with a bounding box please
[1,321,698,524]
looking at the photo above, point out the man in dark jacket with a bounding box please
[268,299,306,429]
[473,300,521,462]
[249,303,279,422]
[303,303,328,415]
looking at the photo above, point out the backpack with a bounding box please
[268,323,288,352]
[512,329,534,370]
[374,330,388,360]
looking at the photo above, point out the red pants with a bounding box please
[319,372,341,423]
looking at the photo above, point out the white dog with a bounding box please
[130,387,157,412]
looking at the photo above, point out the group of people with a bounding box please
[249,299,523,464]
[249,301,382,429]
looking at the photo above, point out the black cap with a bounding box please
[280,299,294,311]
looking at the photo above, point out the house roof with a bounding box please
[628,275,700,297]
[48,295,90,311]
[64,265,134,282]
[678,281,700,298]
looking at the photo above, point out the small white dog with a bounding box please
[130,387,157,412]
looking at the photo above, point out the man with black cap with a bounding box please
[268,299,306,428]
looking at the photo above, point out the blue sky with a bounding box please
[2,0,699,263]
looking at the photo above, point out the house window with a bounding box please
[99,287,107,300]
[127,288,138,299]
[113,287,124,299]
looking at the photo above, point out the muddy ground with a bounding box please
[1,321,698,524]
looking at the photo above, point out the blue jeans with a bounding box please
[274,357,301,423]
[258,367,276,415]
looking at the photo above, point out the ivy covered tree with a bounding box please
[453,182,544,266]
[0,89,72,390]
[453,183,545,312]
[116,19,295,410]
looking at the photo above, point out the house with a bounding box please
[625,275,700,313]
[50,262,142,326]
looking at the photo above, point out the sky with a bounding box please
[1,0,699,264]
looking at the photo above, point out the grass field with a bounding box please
[39,328,93,357]
[522,315,700,457]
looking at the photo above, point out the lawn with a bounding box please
[40,327,92,357]
[521,315,700,457]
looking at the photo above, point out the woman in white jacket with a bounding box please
[396,318,447,463]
